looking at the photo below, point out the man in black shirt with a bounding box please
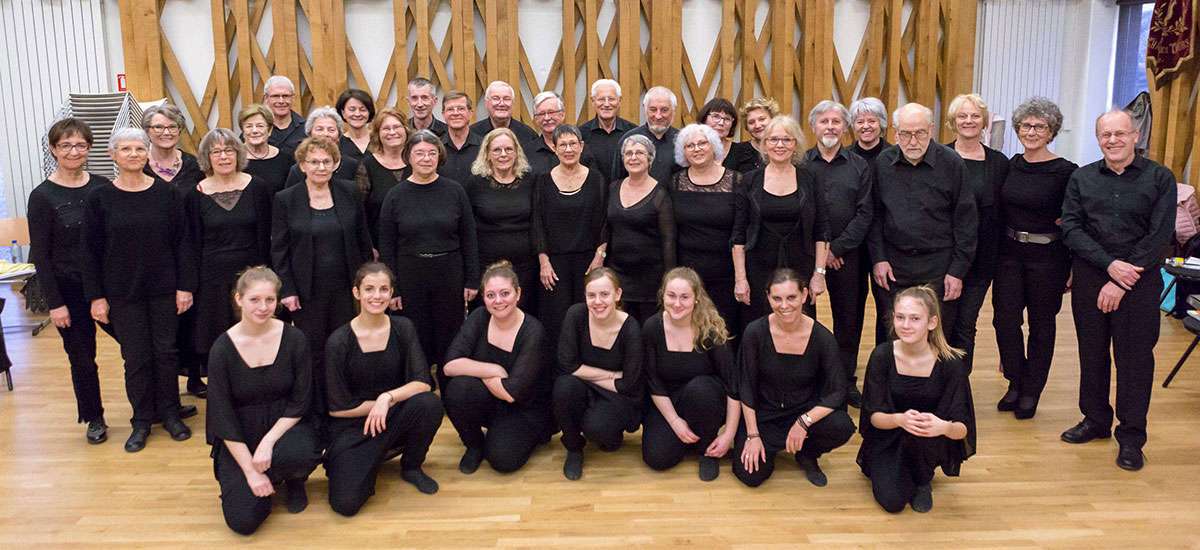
[438,90,483,185]
[612,86,681,185]
[806,100,873,408]
[264,75,306,157]
[579,79,635,179]
[470,80,539,143]
[1059,109,1175,471]
[408,77,448,137]
[868,102,976,341]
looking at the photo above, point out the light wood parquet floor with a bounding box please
[1,287,1198,549]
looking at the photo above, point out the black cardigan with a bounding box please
[271,179,373,300]
[732,163,830,251]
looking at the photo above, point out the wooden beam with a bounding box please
[617,0,641,122]
[209,0,233,129]
[270,0,301,92]
[563,0,578,123]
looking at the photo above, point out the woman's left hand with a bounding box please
[705,431,734,458]
[363,394,391,437]
[809,273,826,302]
[176,290,194,314]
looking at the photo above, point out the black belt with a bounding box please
[1005,227,1060,245]
[410,251,452,258]
[893,247,945,256]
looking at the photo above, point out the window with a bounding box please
[1111,1,1155,108]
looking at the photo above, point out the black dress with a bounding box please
[553,303,644,453]
[601,180,676,321]
[187,178,273,356]
[442,308,553,473]
[462,174,538,312]
[354,152,410,247]
[640,313,738,471]
[245,153,294,194]
[857,342,976,513]
[670,168,742,330]
[206,325,321,534]
[323,317,443,517]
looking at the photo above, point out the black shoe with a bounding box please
[162,417,192,441]
[1014,396,1038,420]
[911,483,933,513]
[1116,446,1145,471]
[795,455,828,487]
[86,418,108,445]
[458,447,484,474]
[124,427,150,453]
[153,405,198,424]
[284,479,309,513]
[563,450,584,481]
[1060,420,1111,444]
[698,456,719,482]
[186,379,207,399]
[846,386,863,409]
[401,468,440,494]
[997,386,1019,412]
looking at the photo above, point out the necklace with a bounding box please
[151,151,181,177]
[246,145,270,160]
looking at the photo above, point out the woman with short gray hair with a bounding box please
[283,106,360,188]
[991,97,1076,419]
[849,97,889,163]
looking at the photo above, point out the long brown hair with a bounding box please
[893,286,964,361]
[658,267,728,349]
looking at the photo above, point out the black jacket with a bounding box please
[271,179,373,300]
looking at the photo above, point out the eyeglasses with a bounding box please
[765,137,795,146]
[489,146,516,155]
[444,105,470,113]
[1018,123,1050,134]
[411,151,440,160]
[488,96,513,105]
[55,143,90,152]
[1099,130,1133,141]
[304,159,335,167]
[148,124,180,134]
[267,93,294,101]
[210,148,239,157]
[556,141,581,150]
[534,109,564,119]
[623,150,649,158]
[379,124,406,134]
[896,129,930,142]
[706,113,733,124]
[684,141,711,151]
[242,122,269,131]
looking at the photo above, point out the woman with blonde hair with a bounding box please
[858,285,975,514]
[728,97,780,173]
[641,267,741,481]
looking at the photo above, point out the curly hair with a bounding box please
[659,267,729,349]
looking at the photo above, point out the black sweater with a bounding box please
[532,168,607,255]
[462,175,537,267]
[27,174,110,309]
[600,181,676,301]
[377,177,480,288]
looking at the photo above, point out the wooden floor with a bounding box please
[1,289,1199,549]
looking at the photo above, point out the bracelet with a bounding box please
[794,418,809,432]
[380,392,393,403]
[814,267,827,275]
[800,413,814,430]
[746,433,760,440]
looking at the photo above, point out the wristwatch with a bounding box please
[814,267,827,275]
[801,413,814,428]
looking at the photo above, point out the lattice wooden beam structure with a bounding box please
[117,0,978,152]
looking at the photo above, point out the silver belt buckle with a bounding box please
[1014,230,1032,243]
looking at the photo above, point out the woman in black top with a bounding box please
[533,125,607,347]
[697,98,738,167]
[443,262,551,474]
[337,88,375,163]
[324,263,443,516]
[188,129,272,372]
[946,94,1011,373]
[355,107,410,247]
[734,269,854,488]
[992,98,1076,418]
[28,118,113,443]
[642,267,740,481]
[848,97,891,164]
[733,116,829,321]
[464,128,538,312]
[553,268,643,480]
[206,267,321,534]
[282,107,362,188]
[241,104,294,193]
[378,130,479,387]
[83,127,196,452]
[272,137,373,416]
[858,286,975,513]
[599,134,676,322]
[671,123,743,331]
[727,97,779,174]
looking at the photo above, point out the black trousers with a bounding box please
[641,375,726,470]
[552,375,640,453]
[731,409,855,487]
[825,247,869,386]
[325,392,443,517]
[864,433,943,513]
[443,376,552,473]
[176,305,203,380]
[108,294,182,428]
[1071,260,1161,449]
[947,272,992,373]
[55,277,104,423]
[992,245,1070,402]
[873,278,960,348]
[292,271,355,416]
[395,253,465,387]
[214,423,321,535]
[537,251,592,349]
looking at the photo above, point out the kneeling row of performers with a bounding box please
[208,261,974,534]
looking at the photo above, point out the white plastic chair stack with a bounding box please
[41,92,145,180]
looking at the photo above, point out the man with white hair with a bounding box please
[524,91,568,175]
[263,75,306,156]
[612,86,681,185]
[579,79,635,178]
[867,102,976,340]
[805,100,873,408]
[470,80,539,143]
[407,77,447,137]
[1059,109,1175,471]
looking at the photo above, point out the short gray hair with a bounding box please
[892,103,934,128]
[485,80,515,98]
[108,127,150,152]
[533,91,564,112]
[642,86,678,111]
[141,103,186,131]
[590,79,622,99]
[622,134,656,166]
[808,100,850,129]
[849,97,888,129]
[674,123,725,167]
[305,106,343,135]
[197,128,248,174]
[1011,97,1064,139]
[263,75,295,95]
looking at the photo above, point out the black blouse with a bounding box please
[556,303,644,399]
[738,317,845,422]
[999,155,1078,235]
[733,165,830,278]
[670,168,741,281]
[186,177,272,284]
[144,151,204,193]
[245,153,294,194]
[723,141,762,174]
[445,308,549,405]
[532,168,607,256]
[325,317,432,412]
[600,181,676,301]
[355,153,411,247]
[205,325,312,448]
[462,175,537,267]
[641,314,737,399]
[27,174,110,309]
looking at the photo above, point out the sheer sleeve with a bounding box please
[324,324,358,413]
[500,317,547,403]
[813,324,847,409]
[445,307,487,364]
[598,181,619,247]
[250,178,273,262]
[587,170,607,248]
[395,317,434,386]
[858,343,896,436]
[643,316,669,397]
[737,319,765,410]
[653,186,677,269]
[800,165,830,243]
[377,190,398,274]
[708,340,738,399]
[614,316,644,397]
[283,326,313,419]
[204,335,244,445]
[731,176,750,247]
[556,303,587,376]
[937,356,977,468]
[532,173,549,254]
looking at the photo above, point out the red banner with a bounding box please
[1147,0,1197,87]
